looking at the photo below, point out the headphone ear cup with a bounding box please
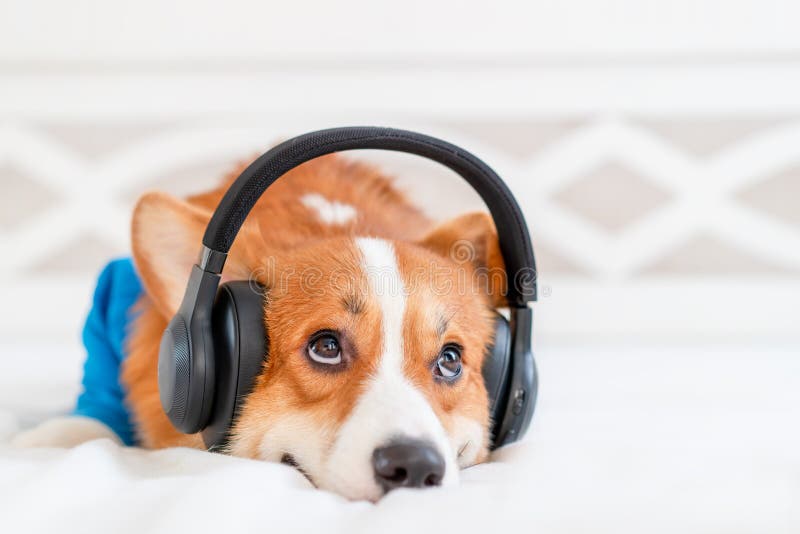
[158,315,191,429]
[201,281,269,450]
[158,266,220,435]
[482,311,512,448]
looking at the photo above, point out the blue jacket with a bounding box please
[73,258,142,445]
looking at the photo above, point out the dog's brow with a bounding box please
[436,313,450,338]
[342,293,365,315]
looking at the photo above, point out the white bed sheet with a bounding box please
[1,342,798,534]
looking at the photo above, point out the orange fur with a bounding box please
[123,153,504,475]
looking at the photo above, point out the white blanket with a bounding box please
[1,342,798,534]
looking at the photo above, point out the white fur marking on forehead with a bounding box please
[301,193,357,225]
[355,237,405,371]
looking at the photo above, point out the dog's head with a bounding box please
[132,170,506,501]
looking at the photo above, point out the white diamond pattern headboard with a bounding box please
[2,116,797,342]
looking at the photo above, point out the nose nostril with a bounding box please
[424,473,441,487]
[387,467,407,483]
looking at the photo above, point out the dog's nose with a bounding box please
[372,439,445,493]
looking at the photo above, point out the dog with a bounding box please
[14,153,508,501]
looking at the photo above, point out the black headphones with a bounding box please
[158,127,538,451]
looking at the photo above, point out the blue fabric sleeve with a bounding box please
[73,258,143,446]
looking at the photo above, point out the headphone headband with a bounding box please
[201,127,537,305]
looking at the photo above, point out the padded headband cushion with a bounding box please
[201,127,538,305]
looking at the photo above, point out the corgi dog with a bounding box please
[14,153,508,501]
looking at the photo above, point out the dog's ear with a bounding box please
[132,192,263,318]
[131,192,212,318]
[418,212,507,307]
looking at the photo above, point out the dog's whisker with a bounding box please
[458,441,471,458]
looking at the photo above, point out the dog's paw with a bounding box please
[11,416,121,448]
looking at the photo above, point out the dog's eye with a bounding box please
[307,331,342,365]
[434,344,462,380]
